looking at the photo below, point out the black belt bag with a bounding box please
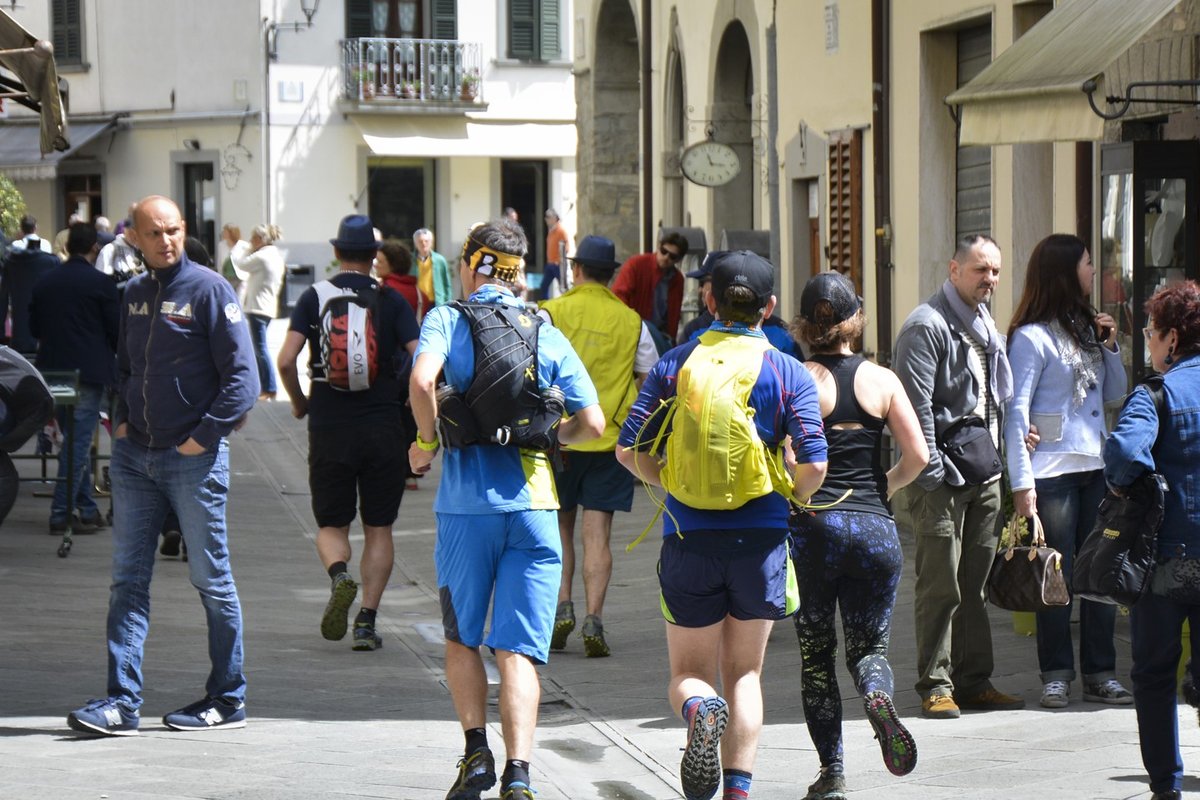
[938,416,1002,485]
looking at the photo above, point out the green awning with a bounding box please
[946,0,1181,145]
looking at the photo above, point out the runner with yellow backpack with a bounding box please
[616,251,828,800]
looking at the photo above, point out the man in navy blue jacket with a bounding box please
[67,196,259,738]
[30,222,120,535]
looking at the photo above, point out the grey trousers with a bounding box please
[895,479,1002,699]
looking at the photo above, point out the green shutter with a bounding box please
[538,0,560,61]
[509,0,536,60]
[51,0,82,64]
[345,0,373,38]
[431,0,457,40]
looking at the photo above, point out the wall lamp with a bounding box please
[266,0,320,61]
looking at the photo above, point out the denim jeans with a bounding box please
[1130,590,1200,793]
[1034,469,1116,683]
[106,436,244,710]
[49,383,104,525]
[247,313,276,394]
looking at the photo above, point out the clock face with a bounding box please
[680,141,741,187]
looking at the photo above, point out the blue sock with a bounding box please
[722,769,752,799]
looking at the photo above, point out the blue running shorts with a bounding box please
[658,529,798,627]
[435,510,562,664]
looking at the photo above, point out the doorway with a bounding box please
[180,162,217,257]
[501,159,548,278]
[367,158,435,242]
[62,174,103,225]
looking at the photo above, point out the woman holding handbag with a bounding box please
[1105,281,1200,800]
[1003,233,1131,709]
[789,272,929,799]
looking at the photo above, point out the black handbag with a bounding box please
[938,415,1003,485]
[1073,376,1167,606]
[987,512,1071,612]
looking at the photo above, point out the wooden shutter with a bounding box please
[827,128,863,291]
[431,0,457,40]
[345,0,374,38]
[956,24,992,241]
[51,0,82,65]
[509,0,537,60]
[538,0,560,60]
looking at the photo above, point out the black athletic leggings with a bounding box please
[790,509,903,767]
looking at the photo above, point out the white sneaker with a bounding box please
[1040,680,1070,708]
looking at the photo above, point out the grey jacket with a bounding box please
[893,289,1006,490]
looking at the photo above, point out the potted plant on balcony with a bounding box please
[401,80,422,100]
[353,68,375,101]
[460,69,479,101]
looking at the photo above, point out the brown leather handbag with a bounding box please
[987,512,1071,612]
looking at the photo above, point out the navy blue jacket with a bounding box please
[30,255,120,387]
[0,242,58,354]
[116,256,259,449]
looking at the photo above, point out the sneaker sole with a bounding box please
[680,697,728,800]
[352,636,383,651]
[446,767,497,800]
[162,718,247,731]
[864,692,916,776]
[1040,696,1069,709]
[66,713,139,737]
[550,616,574,651]
[321,578,359,641]
[582,633,610,658]
[1083,693,1134,705]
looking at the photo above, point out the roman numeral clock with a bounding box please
[680,139,741,187]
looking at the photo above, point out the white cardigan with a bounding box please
[229,240,284,318]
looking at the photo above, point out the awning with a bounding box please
[0,118,117,181]
[0,9,67,155]
[351,115,577,158]
[945,0,1180,145]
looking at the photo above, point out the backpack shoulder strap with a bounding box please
[313,279,346,311]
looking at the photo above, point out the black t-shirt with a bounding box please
[288,272,420,429]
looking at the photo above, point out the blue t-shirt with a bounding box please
[618,324,826,535]
[417,284,599,513]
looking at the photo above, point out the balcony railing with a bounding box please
[341,38,483,105]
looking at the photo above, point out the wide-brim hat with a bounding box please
[329,214,380,251]
[569,234,621,271]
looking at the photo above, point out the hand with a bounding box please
[1025,423,1040,454]
[408,441,436,474]
[290,397,308,419]
[176,437,206,456]
[114,422,128,440]
[1014,488,1037,518]
[1094,312,1117,349]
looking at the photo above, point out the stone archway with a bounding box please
[577,0,640,260]
[663,23,686,227]
[712,21,754,235]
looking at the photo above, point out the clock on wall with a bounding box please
[680,140,741,187]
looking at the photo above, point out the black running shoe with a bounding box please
[160,529,182,557]
[804,764,847,800]
[445,747,496,800]
[680,696,727,800]
[352,620,382,651]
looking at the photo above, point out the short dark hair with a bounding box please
[335,246,377,265]
[715,284,763,325]
[952,233,998,263]
[660,231,689,257]
[1146,280,1200,357]
[19,214,36,235]
[66,222,98,256]
[579,263,615,283]
[378,238,411,273]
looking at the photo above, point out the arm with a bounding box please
[633,322,657,389]
[892,321,945,490]
[611,257,637,306]
[558,403,605,445]
[187,284,260,450]
[616,358,674,486]
[1104,385,1160,488]
[784,356,829,503]
[881,368,930,499]
[407,350,445,474]
[1100,338,1129,402]
[276,330,309,419]
[100,279,120,353]
[1002,328,1042,515]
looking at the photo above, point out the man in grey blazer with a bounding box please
[892,234,1024,719]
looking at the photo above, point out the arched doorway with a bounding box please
[712,22,754,235]
[578,0,640,260]
[664,23,686,228]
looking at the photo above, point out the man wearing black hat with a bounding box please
[617,251,828,800]
[276,214,421,652]
[537,234,658,657]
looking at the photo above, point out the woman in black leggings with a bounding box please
[789,272,929,800]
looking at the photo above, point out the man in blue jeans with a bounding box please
[29,222,120,535]
[66,196,259,737]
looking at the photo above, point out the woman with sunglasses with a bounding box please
[1105,280,1200,800]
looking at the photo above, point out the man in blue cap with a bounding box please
[537,235,659,657]
[277,214,421,652]
[681,251,802,358]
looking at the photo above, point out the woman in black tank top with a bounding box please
[788,272,930,798]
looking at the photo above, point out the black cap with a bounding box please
[329,214,380,251]
[800,271,862,324]
[709,250,774,305]
[686,249,727,280]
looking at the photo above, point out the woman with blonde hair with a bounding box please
[230,223,285,400]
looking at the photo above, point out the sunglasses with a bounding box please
[659,245,682,262]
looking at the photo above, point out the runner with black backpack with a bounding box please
[276,214,420,652]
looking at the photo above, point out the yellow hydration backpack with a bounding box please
[651,331,794,509]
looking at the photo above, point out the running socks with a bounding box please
[355,607,377,625]
[501,759,531,788]
[723,769,752,800]
[327,561,348,580]
[465,727,488,756]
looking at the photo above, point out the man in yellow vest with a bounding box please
[537,235,659,657]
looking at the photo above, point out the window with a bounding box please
[345,0,456,39]
[51,0,83,66]
[827,128,862,291]
[955,24,992,241]
[508,0,560,61]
